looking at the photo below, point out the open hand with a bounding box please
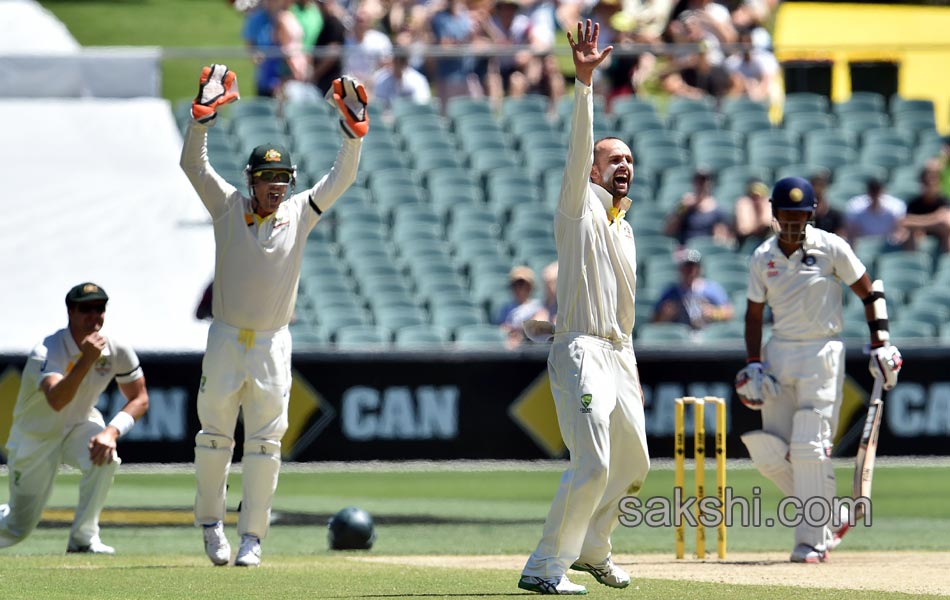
[567,20,613,86]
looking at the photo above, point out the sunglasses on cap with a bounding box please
[253,170,292,184]
[76,303,107,314]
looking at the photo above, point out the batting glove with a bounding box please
[869,344,902,390]
[326,76,369,138]
[734,361,779,410]
[192,64,240,125]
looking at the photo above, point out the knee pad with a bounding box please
[789,409,832,464]
[243,439,281,459]
[741,430,794,496]
[196,432,234,455]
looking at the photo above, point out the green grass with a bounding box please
[39,0,254,102]
[0,464,947,598]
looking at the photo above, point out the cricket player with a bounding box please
[519,21,649,595]
[0,283,149,553]
[180,65,367,567]
[735,177,903,563]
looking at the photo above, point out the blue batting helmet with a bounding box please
[770,176,816,211]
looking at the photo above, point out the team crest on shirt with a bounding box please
[766,259,779,277]
[94,356,110,376]
[579,394,593,413]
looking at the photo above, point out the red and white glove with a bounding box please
[192,64,240,125]
[869,344,902,390]
[734,361,779,410]
[326,76,369,138]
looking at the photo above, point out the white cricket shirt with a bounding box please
[9,329,142,444]
[181,122,361,331]
[554,82,637,342]
[748,225,865,341]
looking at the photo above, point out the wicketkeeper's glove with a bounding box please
[192,64,240,125]
[869,344,902,390]
[326,76,369,138]
[734,361,779,410]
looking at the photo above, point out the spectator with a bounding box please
[664,169,735,246]
[902,160,950,253]
[660,41,738,102]
[243,0,310,98]
[373,50,433,117]
[343,5,393,91]
[810,169,846,238]
[652,249,734,329]
[541,261,558,323]
[482,0,548,104]
[733,177,772,243]
[430,0,485,110]
[723,27,776,103]
[845,177,908,248]
[311,0,347,95]
[495,265,548,348]
[291,0,324,48]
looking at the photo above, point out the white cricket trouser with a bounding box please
[523,333,650,579]
[0,413,119,548]
[763,337,844,548]
[194,320,291,539]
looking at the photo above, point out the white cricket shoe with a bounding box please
[518,575,588,595]
[202,521,231,566]
[234,534,261,567]
[790,543,828,563]
[570,557,631,588]
[67,536,115,555]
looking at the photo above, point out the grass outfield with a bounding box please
[1,463,948,598]
[39,0,253,102]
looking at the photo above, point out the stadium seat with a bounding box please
[451,323,506,347]
[334,325,392,347]
[394,324,451,347]
[636,322,694,343]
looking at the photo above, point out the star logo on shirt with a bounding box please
[767,260,776,268]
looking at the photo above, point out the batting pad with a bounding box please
[194,432,234,526]
[238,439,281,539]
[741,430,794,496]
[789,409,835,548]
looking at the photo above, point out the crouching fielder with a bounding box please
[518,21,649,596]
[735,177,902,563]
[180,65,366,567]
[0,283,148,554]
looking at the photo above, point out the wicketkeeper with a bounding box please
[181,64,367,567]
[736,176,902,563]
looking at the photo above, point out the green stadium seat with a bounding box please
[394,324,451,347]
[783,92,830,115]
[454,324,508,348]
[334,325,392,347]
[636,322,694,343]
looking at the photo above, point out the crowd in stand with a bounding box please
[233,0,950,347]
[239,0,783,115]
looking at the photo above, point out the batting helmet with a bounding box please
[328,506,376,550]
[770,176,816,212]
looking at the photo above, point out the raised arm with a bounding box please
[558,20,613,219]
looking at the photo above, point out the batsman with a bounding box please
[180,65,367,566]
[735,176,903,563]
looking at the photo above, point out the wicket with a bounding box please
[674,396,727,559]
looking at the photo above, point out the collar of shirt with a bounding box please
[591,183,631,224]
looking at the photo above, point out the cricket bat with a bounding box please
[852,375,884,520]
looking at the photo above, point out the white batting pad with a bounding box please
[194,432,234,526]
[790,409,835,548]
[238,440,281,539]
[741,430,794,496]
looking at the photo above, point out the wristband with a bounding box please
[108,411,135,437]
